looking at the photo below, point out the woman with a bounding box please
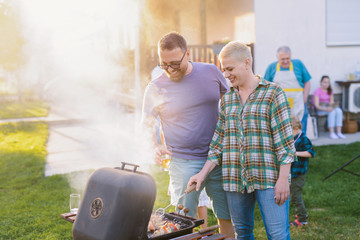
[187,41,294,239]
[313,75,346,139]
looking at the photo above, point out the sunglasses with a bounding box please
[158,51,187,70]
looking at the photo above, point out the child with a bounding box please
[197,189,211,229]
[290,116,316,227]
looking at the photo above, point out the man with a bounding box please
[264,46,311,134]
[188,41,295,239]
[141,32,234,237]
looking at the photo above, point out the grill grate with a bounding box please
[147,213,203,239]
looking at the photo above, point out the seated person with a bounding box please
[313,75,346,139]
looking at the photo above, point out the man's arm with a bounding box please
[264,63,275,82]
[142,115,167,165]
[213,64,229,98]
[298,59,311,102]
[187,96,226,191]
[303,81,311,103]
[141,84,168,165]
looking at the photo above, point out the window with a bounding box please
[326,0,360,46]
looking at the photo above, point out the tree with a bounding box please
[0,0,24,99]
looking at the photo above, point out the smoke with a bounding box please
[17,0,156,190]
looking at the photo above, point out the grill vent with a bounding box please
[90,198,103,219]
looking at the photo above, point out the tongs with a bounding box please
[154,183,197,216]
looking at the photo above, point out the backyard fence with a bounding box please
[147,43,254,72]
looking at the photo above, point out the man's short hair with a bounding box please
[219,41,252,66]
[277,46,291,54]
[158,32,187,52]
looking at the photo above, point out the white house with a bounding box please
[254,0,360,94]
[144,0,360,94]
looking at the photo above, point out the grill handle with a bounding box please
[198,224,220,234]
[115,162,140,173]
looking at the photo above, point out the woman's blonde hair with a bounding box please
[291,115,302,130]
[219,41,252,66]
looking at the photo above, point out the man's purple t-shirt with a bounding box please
[143,62,229,160]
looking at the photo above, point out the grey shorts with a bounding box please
[168,157,231,220]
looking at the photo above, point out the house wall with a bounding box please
[207,0,254,44]
[254,0,360,93]
[144,0,206,46]
[144,0,254,46]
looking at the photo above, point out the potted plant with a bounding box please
[211,37,231,54]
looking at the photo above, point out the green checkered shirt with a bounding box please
[208,78,295,193]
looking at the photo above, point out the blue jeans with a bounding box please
[301,103,308,135]
[317,107,343,128]
[226,189,291,240]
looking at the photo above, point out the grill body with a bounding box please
[72,163,156,240]
[148,213,204,240]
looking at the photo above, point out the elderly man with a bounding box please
[264,46,311,134]
[141,32,234,237]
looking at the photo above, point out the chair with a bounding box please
[307,95,328,135]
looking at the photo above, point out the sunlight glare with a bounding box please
[235,13,255,44]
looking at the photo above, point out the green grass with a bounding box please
[138,144,360,240]
[0,121,359,239]
[0,100,49,119]
[0,122,73,239]
[288,143,360,240]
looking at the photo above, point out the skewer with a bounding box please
[155,184,196,216]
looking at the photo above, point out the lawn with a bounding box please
[0,122,73,239]
[0,100,49,119]
[0,121,359,239]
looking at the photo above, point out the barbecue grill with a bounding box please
[70,162,205,240]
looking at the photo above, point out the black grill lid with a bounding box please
[73,162,157,240]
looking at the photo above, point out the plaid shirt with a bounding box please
[291,132,315,178]
[208,78,296,193]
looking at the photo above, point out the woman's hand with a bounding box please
[274,177,290,206]
[187,172,206,192]
[187,161,217,191]
[274,163,291,206]
[326,106,334,112]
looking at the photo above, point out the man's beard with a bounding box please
[166,65,187,82]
